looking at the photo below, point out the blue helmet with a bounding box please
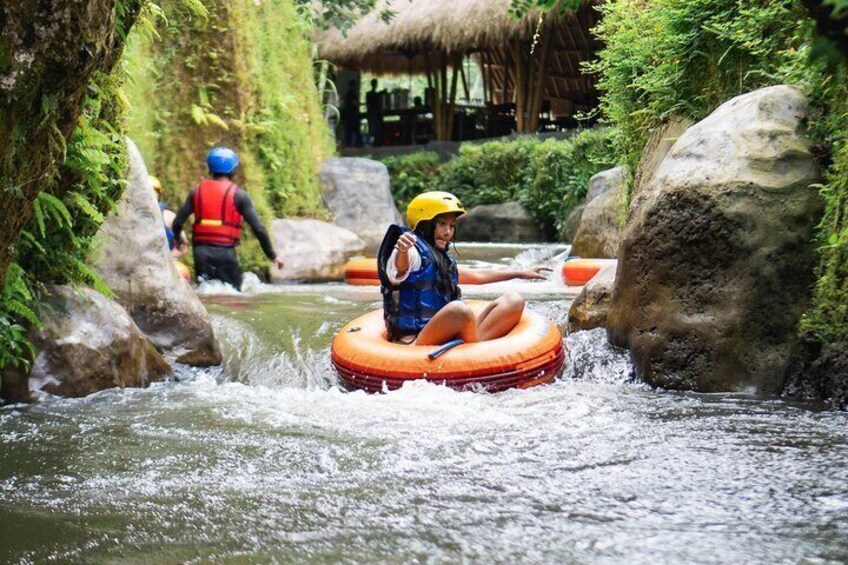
[207,146,239,175]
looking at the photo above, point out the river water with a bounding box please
[1,244,847,564]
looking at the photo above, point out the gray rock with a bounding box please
[567,262,617,333]
[571,167,627,258]
[319,157,403,252]
[560,204,585,243]
[95,139,221,366]
[28,286,171,398]
[631,116,694,210]
[269,219,366,282]
[784,336,848,410]
[607,85,822,394]
[459,201,548,243]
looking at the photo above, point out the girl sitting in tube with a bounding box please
[379,191,550,346]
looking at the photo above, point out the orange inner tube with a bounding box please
[331,300,564,393]
[344,257,474,286]
[561,258,604,286]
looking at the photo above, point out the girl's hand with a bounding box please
[396,232,417,253]
[521,265,552,280]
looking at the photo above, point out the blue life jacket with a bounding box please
[160,201,175,250]
[379,225,460,338]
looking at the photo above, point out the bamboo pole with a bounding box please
[447,53,461,139]
[528,30,554,132]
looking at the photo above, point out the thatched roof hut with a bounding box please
[318,0,602,137]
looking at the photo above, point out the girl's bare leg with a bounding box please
[476,292,525,341]
[415,301,479,345]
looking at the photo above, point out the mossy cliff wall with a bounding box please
[123,0,332,272]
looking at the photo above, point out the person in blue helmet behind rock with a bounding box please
[378,191,550,346]
[172,147,284,290]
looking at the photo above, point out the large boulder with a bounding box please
[95,139,221,366]
[459,201,548,242]
[567,262,617,333]
[606,85,822,394]
[560,204,585,243]
[270,219,366,282]
[570,167,626,258]
[27,286,171,398]
[319,157,403,252]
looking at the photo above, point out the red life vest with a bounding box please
[192,179,244,246]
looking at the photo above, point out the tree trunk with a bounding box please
[0,0,143,285]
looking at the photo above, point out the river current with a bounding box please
[1,244,847,564]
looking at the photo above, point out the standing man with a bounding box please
[365,78,383,147]
[172,147,284,290]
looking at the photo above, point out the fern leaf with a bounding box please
[70,192,105,223]
[190,105,208,126]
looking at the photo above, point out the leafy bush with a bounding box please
[521,129,618,236]
[381,152,441,212]
[381,130,619,237]
[587,0,815,191]
[437,138,541,209]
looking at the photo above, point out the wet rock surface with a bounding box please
[459,201,548,242]
[784,336,848,410]
[270,219,366,282]
[319,157,403,252]
[95,139,221,366]
[607,85,822,394]
[27,286,171,398]
[568,263,617,333]
[570,167,626,258]
[560,203,585,242]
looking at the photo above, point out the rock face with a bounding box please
[319,158,403,252]
[28,286,171,398]
[630,116,694,209]
[784,337,848,410]
[270,219,366,282]
[459,201,548,242]
[606,85,822,394]
[567,262,617,333]
[570,167,626,258]
[560,204,585,242]
[95,139,221,366]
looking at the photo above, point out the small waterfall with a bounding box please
[562,328,635,383]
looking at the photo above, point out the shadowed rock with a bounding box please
[568,262,617,333]
[95,139,221,366]
[27,286,171,398]
[459,202,548,242]
[270,219,365,282]
[571,167,626,258]
[319,158,403,252]
[607,85,822,394]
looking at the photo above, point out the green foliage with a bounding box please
[17,71,126,294]
[381,130,618,238]
[381,152,441,212]
[508,0,582,18]
[587,0,815,183]
[124,0,333,275]
[438,138,540,209]
[0,263,37,371]
[521,129,618,235]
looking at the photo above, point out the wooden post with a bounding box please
[527,30,554,132]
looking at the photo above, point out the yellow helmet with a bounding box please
[149,175,163,195]
[406,191,466,230]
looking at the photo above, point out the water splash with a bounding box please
[563,328,635,384]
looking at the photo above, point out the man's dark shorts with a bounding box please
[194,244,243,290]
